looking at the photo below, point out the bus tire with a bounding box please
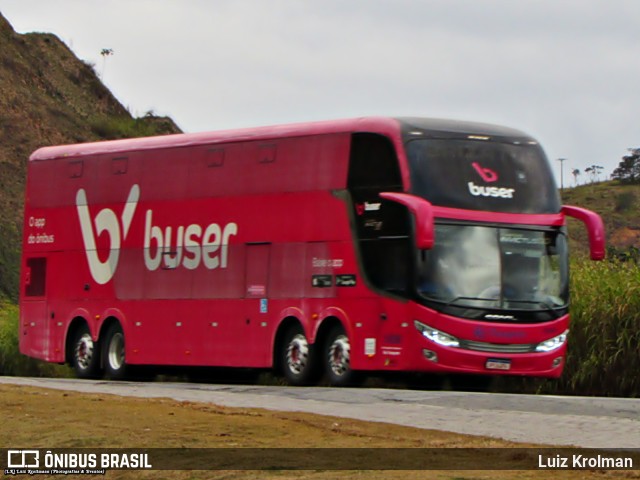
[325,325,356,386]
[102,323,128,380]
[71,324,101,379]
[280,324,319,386]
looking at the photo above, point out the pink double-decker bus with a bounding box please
[20,117,604,385]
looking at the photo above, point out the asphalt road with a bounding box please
[2,376,638,448]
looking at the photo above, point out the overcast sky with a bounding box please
[1,0,639,187]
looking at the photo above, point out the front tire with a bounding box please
[324,325,357,386]
[102,323,128,380]
[71,324,101,379]
[280,325,319,386]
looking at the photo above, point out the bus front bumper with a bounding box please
[409,320,568,378]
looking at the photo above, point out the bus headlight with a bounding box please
[535,330,569,352]
[414,321,460,348]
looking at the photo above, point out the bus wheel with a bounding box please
[325,326,356,386]
[71,324,101,379]
[102,323,128,380]
[281,325,318,386]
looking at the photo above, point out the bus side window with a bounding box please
[25,257,47,297]
[348,133,402,193]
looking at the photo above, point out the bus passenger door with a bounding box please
[347,133,412,369]
[242,243,271,365]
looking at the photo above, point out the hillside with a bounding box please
[561,181,640,258]
[0,12,180,300]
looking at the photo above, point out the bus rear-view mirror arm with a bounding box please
[561,205,606,261]
[379,192,434,250]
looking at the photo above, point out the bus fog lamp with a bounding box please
[535,330,569,352]
[423,349,438,362]
[552,357,563,368]
[414,320,460,348]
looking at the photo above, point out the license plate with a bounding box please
[486,358,511,370]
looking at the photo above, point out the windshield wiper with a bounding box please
[444,296,499,309]
[442,296,565,318]
[503,299,564,318]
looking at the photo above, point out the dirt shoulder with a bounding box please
[1,384,635,479]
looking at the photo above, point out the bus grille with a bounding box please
[459,340,537,353]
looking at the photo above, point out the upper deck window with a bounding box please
[406,139,560,214]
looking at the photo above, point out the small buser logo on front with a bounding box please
[76,185,139,285]
[471,162,499,183]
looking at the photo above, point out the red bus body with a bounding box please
[19,117,604,383]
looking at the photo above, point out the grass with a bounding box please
[1,384,636,480]
[562,181,640,256]
[551,257,640,396]
[89,115,179,140]
[0,301,71,377]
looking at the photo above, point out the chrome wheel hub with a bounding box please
[328,335,350,377]
[286,334,309,375]
[75,333,94,370]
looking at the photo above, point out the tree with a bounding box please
[585,164,604,183]
[100,48,114,80]
[572,168,581,186]
[611,148,640,184]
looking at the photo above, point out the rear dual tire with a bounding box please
[280,323,357,387]
[102,323,128,380]
[325,325,357,387]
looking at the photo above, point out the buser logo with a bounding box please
[471,162,498,183]
[76,185,238,283]
[76,185,139,285]
[468,162,515,199]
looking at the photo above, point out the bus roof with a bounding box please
[29,116,534,162]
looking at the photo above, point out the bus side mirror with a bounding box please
[379,192,434,250]
[561,205,605,260]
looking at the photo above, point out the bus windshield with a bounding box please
[417,225,568,312]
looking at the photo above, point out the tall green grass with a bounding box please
[550,258,640,397]
[0,301,71,377]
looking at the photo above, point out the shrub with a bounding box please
[615,192,635,212]
[89,116,170,140]
[0,302,71,377]
[547,258,640,396]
